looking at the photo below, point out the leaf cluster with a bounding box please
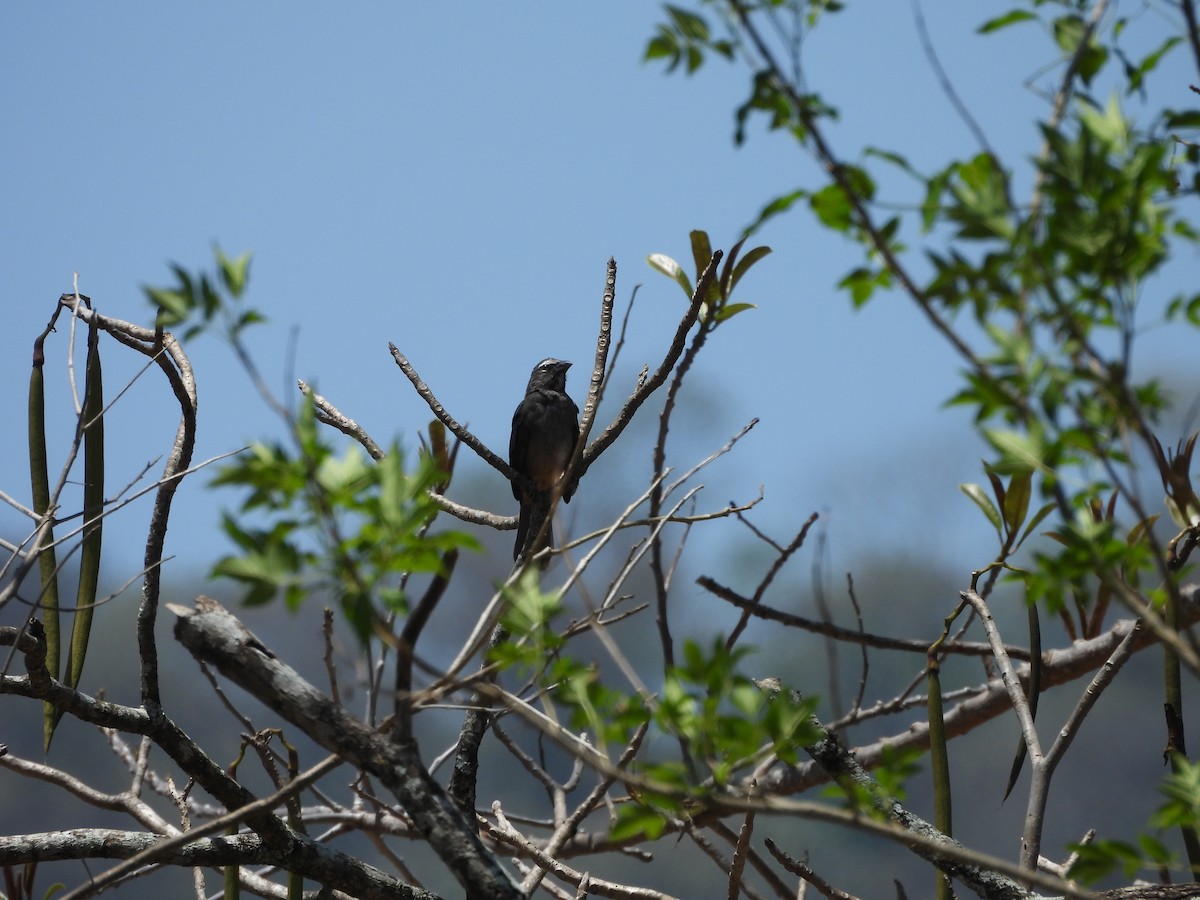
[143,245,259,341]
[212,402,478,641]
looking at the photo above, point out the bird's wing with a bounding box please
[562,395,581,503]
[510,397,532,500]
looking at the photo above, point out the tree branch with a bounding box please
[170,596,521,900]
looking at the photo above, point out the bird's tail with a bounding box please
[513,502,532,560]
[514,499,556,564]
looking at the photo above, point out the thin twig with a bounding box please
[58,754,345,900]
[703,578,1029,659]
[725,512,819,651]
[764,839,859,900]
[299,379,384,460]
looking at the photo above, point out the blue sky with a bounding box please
[1,4,1195,620]
[2,2,1082,584]
[3,3,1196,611]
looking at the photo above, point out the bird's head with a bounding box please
[526,358,572,393]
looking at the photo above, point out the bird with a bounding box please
[509,358,580,561]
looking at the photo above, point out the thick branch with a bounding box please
[171,596,521,900]
[0,830,437,900]
[757,592,1199,797]
[2,618,297,851]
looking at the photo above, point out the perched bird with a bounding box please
[509,358,580,561]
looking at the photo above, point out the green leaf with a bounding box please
[199,274,221,321]
[746,189,806,235]
[1166,110,1200,130]
[1125,36,1181,95]
[212,427,476,640]
[948,153,1012,239]
[984,428,1047,473]
[144,286,192,327]
[665,4,709,42]
[810,183,853,232]
[1053,14,1086,54]
[1077,44,1108,86]
[987,469,1005,510]
[644,33,677,63]
[837,266,892,307]
[977,9,1037,33]
[864,146,918,177]
[1154,756,1200,828]
[727,245,771,294]
[1002,470,1032,537]
[610,803,669,841]
[734,70,796,145]
[1079,94,1129,147]
[719,233,747,297]
[499,569,564,642]
[647,253,694,298]
[689,230,714,284]
[960,483,1003,537]
[216,246,252,298]
[645,5,728,76]
[1067,838,1144,883]
[713,301,756,323]
[1016,503,1057,550]
[235,309,267,333]
[1046,14,1108,83]
[921,166,953,231]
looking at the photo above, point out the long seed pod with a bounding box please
[1164,592,1200,871]
[1002,603,1041,802]
[29,330,62,751]
[64,318,104,696]
[927,657,952,900]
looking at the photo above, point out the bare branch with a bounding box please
[59,754,345,899]
[299,379,384,460]
[764,839,860,900]
[171,596,521,899]
[577,251,722,477]
[491,802,683,900]
[701,577,1028,660]
[756,594,1200,799]
[0,830,427,900]
[389,343,517,485]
